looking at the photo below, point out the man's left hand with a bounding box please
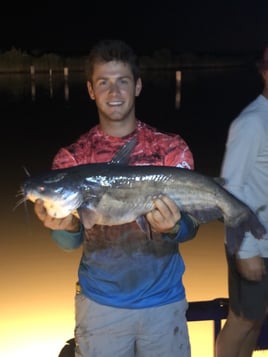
[146,195,181,234]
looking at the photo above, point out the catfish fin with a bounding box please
[186,207,223,224]
[136,216,153,240]
[72,209,80,218]
[109,137,137,165]
[77,206,99,229]
[213,177,226,186]
[256,205,266,215]
[225,210,266,255]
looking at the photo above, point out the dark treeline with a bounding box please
[0,47,260,74]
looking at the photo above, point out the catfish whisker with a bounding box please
[16,188,24,198]
[22,165,31,177]
[13,196,28,212]
[13,186,29,212]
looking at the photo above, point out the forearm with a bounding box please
[51,225,84,251]
[236,232,260,258]
[163,212,199,243]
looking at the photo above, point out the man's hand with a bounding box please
[236,256,266,281]
[146,195,181,234]
[34,199,80,232]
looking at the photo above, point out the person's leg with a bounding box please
[238,322,262,357]
[215,309,261,357]
[215,253,268,357]
[74,294,137,357]
[238,304,268,356]
[135,299,191,357]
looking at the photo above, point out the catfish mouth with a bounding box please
[26,190,82,219]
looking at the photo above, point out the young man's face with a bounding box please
[87,61,142,123]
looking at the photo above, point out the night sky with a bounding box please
[1,0,268,56]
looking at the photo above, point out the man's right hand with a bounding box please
[34,199,80,232]
[236,255,266,282]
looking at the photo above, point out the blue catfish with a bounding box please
[22,139,266,254]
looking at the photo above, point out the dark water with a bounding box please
[0,66,261,211]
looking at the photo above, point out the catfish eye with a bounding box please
[38,186,45,193]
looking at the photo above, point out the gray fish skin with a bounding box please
[23,162,266,255]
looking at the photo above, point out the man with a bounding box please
[215,47,268,357]
[34,39,198,357]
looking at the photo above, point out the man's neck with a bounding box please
[99,119,137,137]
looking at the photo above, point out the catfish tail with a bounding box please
[226,211,266,255]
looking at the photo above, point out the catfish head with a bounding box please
[23,170,83,218]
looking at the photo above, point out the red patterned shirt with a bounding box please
[52,120,194,169]
[51,120,195,308]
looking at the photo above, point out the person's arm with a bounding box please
[235,255,266,281]
[160,212,199,243]
[163,134,194,170]
[51,227,84,251]
[221,115,261,199]
[165,212,199,243]
[221,114,263,259]
[221,113,267,281]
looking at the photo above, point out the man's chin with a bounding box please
[107,112,126,121]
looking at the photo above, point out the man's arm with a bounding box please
[236,256,266,281]
[221,115,265,280]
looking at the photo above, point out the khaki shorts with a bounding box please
[74,294,190,357]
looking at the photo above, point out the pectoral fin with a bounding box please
[77,207,99,229]
[136,216,153,240]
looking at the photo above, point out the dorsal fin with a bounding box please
[213,177,226,186]
[109,137,137,165]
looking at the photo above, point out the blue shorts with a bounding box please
[225,246,268,320]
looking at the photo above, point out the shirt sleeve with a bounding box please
[221,114,262,196]
[51,226,84,251]
[52,147,79,169]
[164,135,194,170]
[163,213,199,243]
[221,113,263,257]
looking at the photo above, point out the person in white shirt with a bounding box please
[215,47,268,357]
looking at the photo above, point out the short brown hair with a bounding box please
[85,39,140,83]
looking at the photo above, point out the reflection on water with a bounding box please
[0,70,86,103]
[0,67,267,356]
[175,70,182,109]
[30,68,71,102]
